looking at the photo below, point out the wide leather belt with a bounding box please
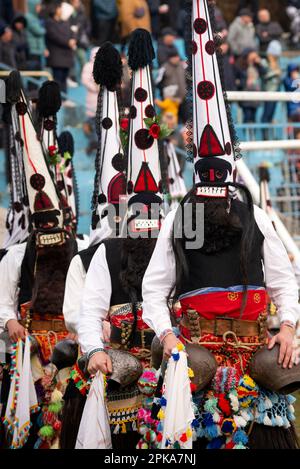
[181,309,266,338]
[110,322,154,349]
[20,318,67,333]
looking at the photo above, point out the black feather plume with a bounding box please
[36,80,62,118]
[127,29,155,71]
[58,131,74,158]
[6,70,23,104]
[93,42,122,91]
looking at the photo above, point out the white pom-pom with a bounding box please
[275,415,283,426]
[263,415,272,426]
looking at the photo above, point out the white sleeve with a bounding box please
[78,243,112,354]
[142,210,176,338]
[63,255,86,334]
[254,205,300,326]
[0,244,25,331]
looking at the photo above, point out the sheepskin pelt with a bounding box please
[31,237,76,315]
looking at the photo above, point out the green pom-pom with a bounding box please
[48,402,63,414]
[39,425,55,439]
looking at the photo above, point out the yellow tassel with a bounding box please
[188,368,194,378]
[177,342,184,352]
[157,409,165,420]
[121,422,127,434]
[186,427,192,438]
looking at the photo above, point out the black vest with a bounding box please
[181,200,265,295]
[104,238,139,307]
[78,242,101,273]
[18,235,78,309]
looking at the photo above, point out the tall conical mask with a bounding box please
[127,28,163,198]
[37,81,75,232]
[91,42,126,232]
[192,0,240,197]
[8,71,63,244]
[3,73,30,247]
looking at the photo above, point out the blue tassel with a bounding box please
[233,429,248,445]
[203,412,214,426]
[207,437,224,449]
[157,422,163,432]
[160,397,167,407]
[205,423,219,440]
[192,419,200,429]
[172,352,180,361]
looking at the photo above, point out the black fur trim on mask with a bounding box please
[37,81,62,118]
[58,131,74,157]
[128,29,155,71]
[93,42,122,91]
[6,70,23,104]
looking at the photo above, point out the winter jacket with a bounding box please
[25,0,46,56]
[11,14,29,70]
[284,64,300,117]
[256,21,283,52]
[45,18,74,69]
[0,40,17,68]
[158,61,186,101]
[228,17,257,56]
[117,0,151,39]
[81,48,99,117]
[91,0,118,20]
[70,7,90,50]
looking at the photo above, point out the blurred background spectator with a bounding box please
[45,0,76,95]
[81,46,98,154]
[90,0,117,46]
[228,8,256,57]
[256,8,283,53]
[261,40,282,132]
[286,0,300,47]
[69,0,90,84]
[0,20,16,69]
[157,27,177,66]
[117,0,151,47]
[26,0,48,71]
[11,13,29,70]
[235,48,266,123]
[284,64,300,121]
[219,40,237,91]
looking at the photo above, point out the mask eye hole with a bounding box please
[216,170,224,180]
[201,171,209,180]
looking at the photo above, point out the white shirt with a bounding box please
[0,236,90,334]
[0,243,26,331]
[78,244,111,354]
[142,205,300,338]
[63,219,112,333]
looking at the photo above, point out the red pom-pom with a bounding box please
[156,432,162,442]
[53,421,61,431]
[190,383,197,393]
[218,394,231,416]
[180,433,188,443]
[225,440,235,450]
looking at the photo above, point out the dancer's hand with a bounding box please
[88,351,112,375]
[7,319,26,343]
[162,332,179,359]
[268,324,295,369]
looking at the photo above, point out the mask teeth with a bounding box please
[38,233,63,246]
[134,219,159,230]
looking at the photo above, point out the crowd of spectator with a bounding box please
[0,0,300,127]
